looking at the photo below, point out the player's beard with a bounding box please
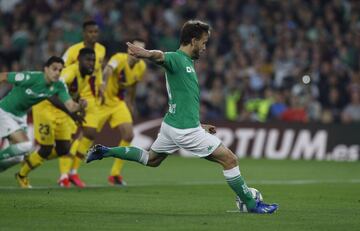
[192,48,200,60]
[80,67,93,76]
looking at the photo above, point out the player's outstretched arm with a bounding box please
[48,96,86,125]
[126,42,164,63]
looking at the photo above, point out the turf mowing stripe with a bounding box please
[1,178,360,190]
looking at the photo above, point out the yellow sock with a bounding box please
[70,139,79,156]
[59,156,73,175]
[19,152,44,177]
[71,137,93,172]
[110,140,129,176]
[71,156,82,172]
[59,139,78,174]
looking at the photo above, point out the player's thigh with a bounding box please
[54,112,73,142]
[8,130,29,143]
[96,105,113,132]
[0,108,28,142]
[82,99,100,129]
[33,107,55,145]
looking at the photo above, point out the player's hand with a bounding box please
[79,99,87,110]
[202,124,217,134]
[126,42,149,58]
[70,112,86,126]
[72,99,87,125]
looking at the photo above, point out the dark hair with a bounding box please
[82,20,98,29]
[44,56,64,67]
[179,20,211,45]
[78,48,95,58]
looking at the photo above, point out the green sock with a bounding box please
[104,146,148,165]
[224,166,256,209]
[0,145,25,160]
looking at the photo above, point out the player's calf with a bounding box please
[86,144,149,165]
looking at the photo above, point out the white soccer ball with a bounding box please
[235,187,263,212]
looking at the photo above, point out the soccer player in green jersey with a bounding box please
[86,20,278,214]
[0,56,83,180]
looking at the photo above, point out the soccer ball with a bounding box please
[235,187,263,212]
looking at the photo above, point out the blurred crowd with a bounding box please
[0,0,360,124]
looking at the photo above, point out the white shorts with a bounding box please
[151,122,222,157]
[0,108,27,138]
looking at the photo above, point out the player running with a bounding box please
[98,38,147,186]
[0,56,83,186]
[58,20,106,187]
[86,20,278,213]
[16,48,95,188]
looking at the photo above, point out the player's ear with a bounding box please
[191,38,196,46]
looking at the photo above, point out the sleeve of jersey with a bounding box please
[62,47,75,67]
[57,81,72,103]
[95,46,106,86]
[162,52,177,73]
[7,72,35,86]
[107,55,119,70]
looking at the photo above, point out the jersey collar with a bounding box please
[176,49,193,61]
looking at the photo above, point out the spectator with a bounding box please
[341,90,360,123]
[0,0,359,124]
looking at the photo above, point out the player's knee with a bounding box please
[123,131,134,143]
[15,141,34,154]
[146,154,165,167]
[83,128,97,140]
[38,145,53,159]
[147,159,162,167]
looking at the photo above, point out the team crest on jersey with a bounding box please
[15,73,25,81]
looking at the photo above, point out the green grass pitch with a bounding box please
[0,156,359,231]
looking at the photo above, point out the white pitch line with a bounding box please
[0,179,359,190]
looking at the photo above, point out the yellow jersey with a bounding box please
[35,42,105,110]
[63,42,105,69]
[62,42,106,88]
[61,63,100,100]
[105,53,146,106]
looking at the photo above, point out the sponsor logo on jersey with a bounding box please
[186,66,195,73]
[25,89,50,98]
[15,73,25,81]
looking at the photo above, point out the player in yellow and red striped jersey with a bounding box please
[57,20,106,187]
[98,38,146,185]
